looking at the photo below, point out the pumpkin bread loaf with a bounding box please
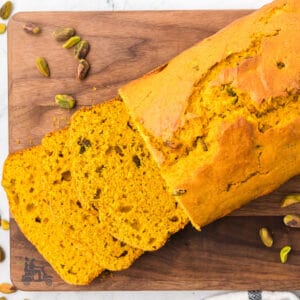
[119,0,300,229]
[41,128,143,271]
[2,146,104,285]
[69,98,188,251]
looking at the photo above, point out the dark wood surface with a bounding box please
[8,10,300,291]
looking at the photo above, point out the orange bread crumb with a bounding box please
[41,128,143,271]
[69,98,188,251]
[2,146,104,285]
[119,0,300,229]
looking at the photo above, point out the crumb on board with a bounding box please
[99,270,113,281]
[52,114,70,129]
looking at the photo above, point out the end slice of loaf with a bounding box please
[69,98,188,251]
[119,0,300,229]
[2,146,104,285]
[41,128,143,271]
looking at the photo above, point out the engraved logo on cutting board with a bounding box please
[22,257,53,286]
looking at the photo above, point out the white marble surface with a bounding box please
[0,0,291,299]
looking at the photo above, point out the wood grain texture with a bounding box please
[7,10,300,291]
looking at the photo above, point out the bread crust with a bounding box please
[119,0,300,229]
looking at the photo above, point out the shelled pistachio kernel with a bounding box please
[0,1,13,20]
[35,57,50,77]
[52,27,75,41]
[1,219,9,230]
[0,23,6,34]
[283,214,300,228]
[281,194,300,208]
[172,189,187,196]
[259,227,273,247]
[280,246,292,264]
[77,59,90,80]
[0,246,4,262]
[55,94,76,109]
[23,23,41,34]
[0,283,16,294]
[74,40,90,59]
[62,35,81,49]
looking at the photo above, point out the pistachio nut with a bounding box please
[259,227,273,247]
[23,23,41,34]
[0,283,16,294]
[172,189,187,196]
[132,155,141,168]
[77,59,90,80]
[52,27,75,41]
[74,40,90,59]
[62,35,81,49]
[280,245,291,264]
[277,61,285,69]
[35,57,50,77]
[163,140,182,150]
[78,137,92,154]
[193,136,208,151]
[281,194,300,208]
[0,246,5,262]
[0,23,6,34]
[55,94,76,109]
[1,219,9,230]
[0,1,12,20]
[283,214,300,228]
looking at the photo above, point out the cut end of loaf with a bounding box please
[118,0,300,229]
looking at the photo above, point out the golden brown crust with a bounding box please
[120,0,299,139]
[119,0,300,229]
[179,118,300,229]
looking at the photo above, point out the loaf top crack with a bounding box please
[119,0,300,229]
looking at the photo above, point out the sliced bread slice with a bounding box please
[2,146,104,285]
[69,98,188,251]
[41,128,143,271]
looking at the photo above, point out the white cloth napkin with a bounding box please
[205,291,299,300]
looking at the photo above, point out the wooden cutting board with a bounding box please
[7,11,300,291]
